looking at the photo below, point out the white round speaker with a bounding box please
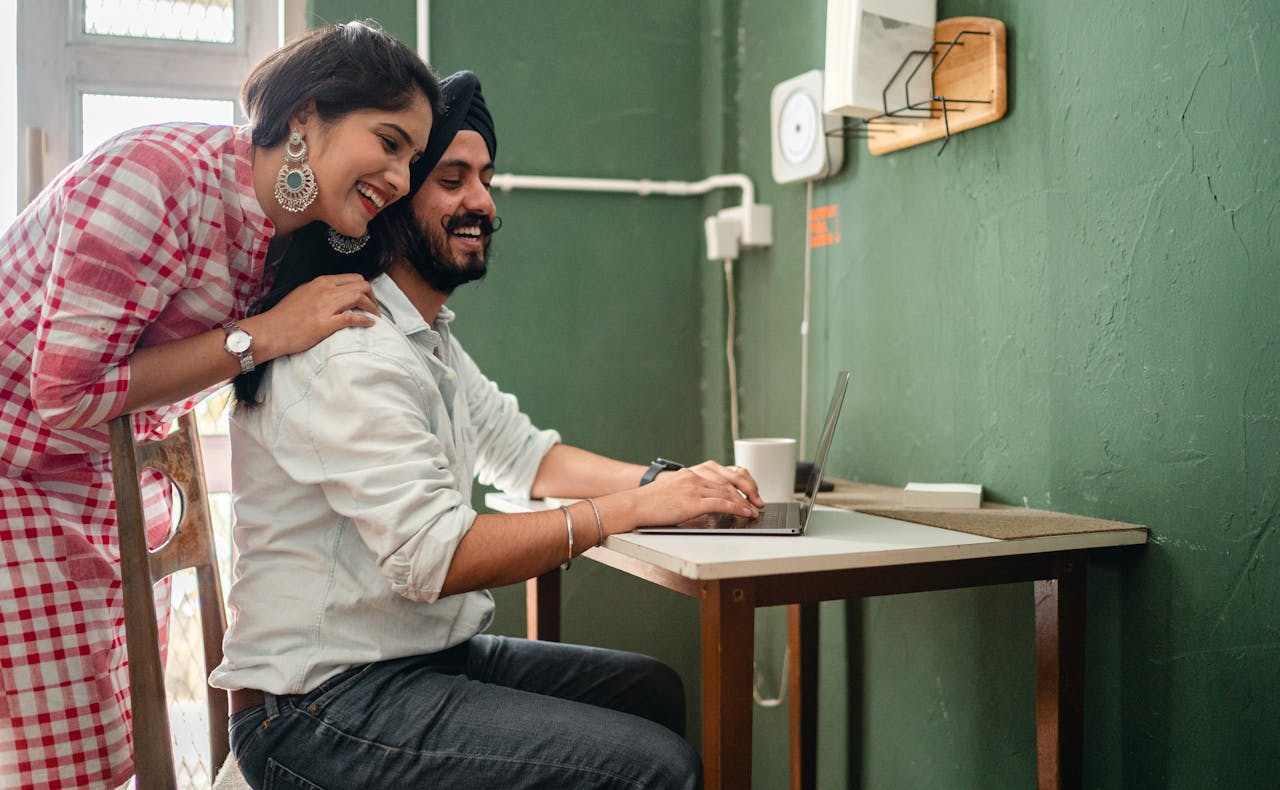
[779,90,820,165]
[770,70,844,184]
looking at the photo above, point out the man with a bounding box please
[211,71,762,789]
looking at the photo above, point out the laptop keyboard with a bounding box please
[714,503,787,530]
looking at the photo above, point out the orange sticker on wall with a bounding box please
[809,204,840,248]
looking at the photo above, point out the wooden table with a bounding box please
[487,486,1146,790]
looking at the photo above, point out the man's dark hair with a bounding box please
[242,20,440,148]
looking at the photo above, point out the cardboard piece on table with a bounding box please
[815,479,1146,540]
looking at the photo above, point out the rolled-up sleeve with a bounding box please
[453,343,560,497]
[265,338,474,604]
[31,140,195,430]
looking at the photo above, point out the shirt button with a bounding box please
[444,372,455,381]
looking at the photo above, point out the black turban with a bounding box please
[409,70,496,194]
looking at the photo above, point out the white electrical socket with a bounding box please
[704,204,772,260]
[720,204,773,247]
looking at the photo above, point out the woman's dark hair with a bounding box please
[232,218,395,404]
[234,20,438,403]
[241,20,440,147]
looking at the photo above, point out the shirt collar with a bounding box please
[232,125,273,240]
[230,124,275,308]
[371,274,455,344]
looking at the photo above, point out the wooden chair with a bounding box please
[108,412,246,789]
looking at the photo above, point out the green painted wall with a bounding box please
[310,0,413,40]
[718,0,1280,787]
[312,0,1279,787]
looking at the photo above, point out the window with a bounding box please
[0,3,15,227]
[12,1,284,222]
[82,0,238,44]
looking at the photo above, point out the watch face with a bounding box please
[225,329,252,354]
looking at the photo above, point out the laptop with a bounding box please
[635,370,851,535]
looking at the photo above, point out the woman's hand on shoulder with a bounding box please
[257,274,380,359]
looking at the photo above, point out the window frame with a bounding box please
[71,0,249,52]
[14,0,295,205]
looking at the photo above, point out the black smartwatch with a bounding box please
[640,457,683,486]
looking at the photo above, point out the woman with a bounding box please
[0,21,437,789]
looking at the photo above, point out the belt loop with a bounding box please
[264,691,281,719]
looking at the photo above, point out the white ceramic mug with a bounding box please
[733,437,797,503]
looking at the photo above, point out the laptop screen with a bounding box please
[799,371,851,526]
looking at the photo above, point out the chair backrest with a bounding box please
[108,412,229,790]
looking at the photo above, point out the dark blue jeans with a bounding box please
[228,635,702,789]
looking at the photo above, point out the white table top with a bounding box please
[484,493,1147,581]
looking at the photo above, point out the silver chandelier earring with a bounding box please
[274,129,318,212]
[327,227,369,254]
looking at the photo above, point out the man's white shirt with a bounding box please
[211,274,560,695]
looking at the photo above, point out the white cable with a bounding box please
[724,258,739,443]
[799,179,814,457]
[753,183,814,707]
[752,646,790,708]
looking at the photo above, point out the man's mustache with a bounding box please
[440,212,502,237]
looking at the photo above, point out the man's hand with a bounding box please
[619,466,760,529]
[682,460,765,508]
[448,458,762,594]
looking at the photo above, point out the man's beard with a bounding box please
[410,211,498,294]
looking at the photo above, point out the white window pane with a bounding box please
[81,93,235,154]
[83,0,236,44]
[1,1,16,230]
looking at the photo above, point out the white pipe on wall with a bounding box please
[490,172,755,209]
[417,0,430,63]
[490,172,771,261]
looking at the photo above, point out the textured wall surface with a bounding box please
[310,0,1278,786]
[718,0,1279,787]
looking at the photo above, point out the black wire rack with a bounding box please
[828,27,995,157]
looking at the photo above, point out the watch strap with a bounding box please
[221,320,256,375]
[640,457,683,486]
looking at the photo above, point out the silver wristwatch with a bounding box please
[221,320,255,374]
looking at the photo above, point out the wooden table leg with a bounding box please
[789,603,819,790]
[526,570,561,642]
[700,579,756,790]
[1034,552,1086,790]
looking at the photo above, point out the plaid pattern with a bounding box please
[1,123,272,788]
